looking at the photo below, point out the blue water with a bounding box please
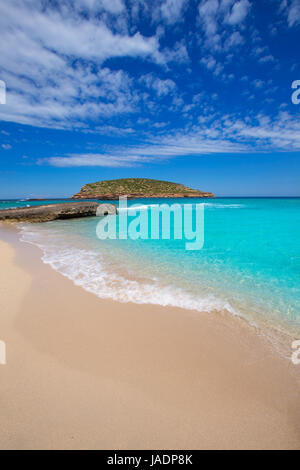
[2,198,300,337]
[0,199,78,209]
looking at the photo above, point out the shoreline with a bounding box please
[0,224,300,449]
[16,218,300,359]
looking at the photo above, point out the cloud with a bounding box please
[153,79,176,96]
[200,56,224,76]
[198,0,250,52]
[259,54,275,63]
[0,0,298,159]
[134,112,300,155]
[160,0,187,24]
[201,56,217,70]
[161,41,189,63]
[225,0,251,25]
[224,31,244,49]
[42,110,300,168]
[279,0,300,26]
[0,2,159,63]
[93,125,135,135]
[0,1,195,129]
[129,0,188,25]
[43,153,148,167]
[0,64,138,128]
[253,79,264,88]
[234,112,300,149]
[0,0,162,128]
[198,0,219,39]
[287,0,300,26]
[140,74,177,96]
[71,0,126,14]
[1,144,12,150]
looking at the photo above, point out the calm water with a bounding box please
[2,198,300,337]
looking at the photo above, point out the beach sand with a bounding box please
[0,225,299,450]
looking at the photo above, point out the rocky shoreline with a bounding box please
[0,202,117,223]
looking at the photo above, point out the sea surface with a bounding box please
[1,197,300,339]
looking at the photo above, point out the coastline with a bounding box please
[0,224,300,449]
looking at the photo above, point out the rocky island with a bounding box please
[0,179,213,223]
[73,178,214,200]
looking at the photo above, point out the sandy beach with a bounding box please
[0,225,299,450]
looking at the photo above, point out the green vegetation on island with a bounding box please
[73,178,214,199]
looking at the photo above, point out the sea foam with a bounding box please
[19,224,237,315]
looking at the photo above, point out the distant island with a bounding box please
[73,178,214,200]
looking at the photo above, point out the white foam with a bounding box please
[203,203,245,209]
[121,203,245,211]
[19,225,237,315]
[118,204,158,212]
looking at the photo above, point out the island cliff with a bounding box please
[73,178,214,200]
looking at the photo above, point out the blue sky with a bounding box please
[0,0,299,198]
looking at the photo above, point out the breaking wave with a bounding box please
[19,224,237,315]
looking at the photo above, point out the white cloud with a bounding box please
[44,153,148,167]
[153,79,176,96]
[130,0,188,25]
[198,0,250,52]
[280,0,288,11]
[160,0,187,24]
[140,74,177,97]
[200,56,224,76]
[75,0,125,14]
[198,0,219,38]
[0,64,138,128]
[0,0,297,157]
[287,0,300,26]
[225,0,251,25]
[259,54,275,63]
[0,1,195,129]
[0,0,163,128]
[1,144,12,150]
[224,31,244,49]
[234,112,300,149]
[201,56,217,70]
[134,112,300,155]
[0,2,158,63]
[93,125,135,135]
[253,79,264,88]
[42,110,300,168]
[279,0,300,26]
[161,41,189,63]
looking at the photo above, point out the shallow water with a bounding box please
[3,197,300,338]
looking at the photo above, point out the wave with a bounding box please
[203,203,245,209]
[19,224,237,315]
[118,204,158,212]
[118,203,246,213]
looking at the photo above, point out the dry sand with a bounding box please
[0,225,299,450]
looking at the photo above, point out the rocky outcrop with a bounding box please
[96,204,118,216]
[0,202,117,223]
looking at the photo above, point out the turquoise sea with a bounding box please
[1,198,300,339]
